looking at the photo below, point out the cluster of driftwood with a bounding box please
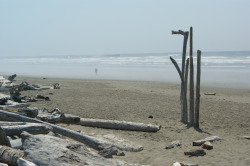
[0,75,160,166]
[167,136,222,166]
[170,27,201,128]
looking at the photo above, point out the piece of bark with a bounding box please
[201,141,213,150]
[0,145,24,166]
[165,140,181,149]
[17,158,37,166]
[0,110,143,152]
[78,118,161,132]
[184,149,206,156]
[1,123,52,136]
[0,127,11,147]
[193,136,221,146]
[98,147,125,158]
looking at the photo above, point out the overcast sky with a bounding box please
[0,0,250,56]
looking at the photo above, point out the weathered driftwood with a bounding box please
[18,108,39,118]
[36,108,80,124]
[78,118,161,132]
[193,136,221,146]
[61,114,80,124]
[0,110,143,152]
[0,162,8,166]
[173,162,198,166]
[241,136,250,139]
[8,74,17,82]
[0,121,27,126]
[1,123,52,136]
[183,58,189,123]
[184,149,206,156]
[20,132,141,166]
[0,145,24,166]
[171,30,189,124]
[0,127,11,146]
[194,50,201,128]
[204,92,216,95]
[165,140,181,149]
[189,27,195,127]
[17,158,37,166]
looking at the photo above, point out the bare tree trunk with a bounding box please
[189,27,195,127]
[194,50,201,128]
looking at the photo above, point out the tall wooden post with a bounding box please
[171,30,189,124]
[189,27,195,126]
[183,58,189,123]
[194,50,201,128]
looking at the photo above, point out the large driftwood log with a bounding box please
[189,27,195,127]
[193,136,221,146]
[0,110,143,152]
[194,50,201,128]
[78,118,161,132]
[1,123,52,136]
[20,132,141,166]
[0,145,24,166]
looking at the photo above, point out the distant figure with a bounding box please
[95,68,98,76]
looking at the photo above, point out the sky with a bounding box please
[0,0,250,57]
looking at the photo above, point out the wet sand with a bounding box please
[17,76,250,166]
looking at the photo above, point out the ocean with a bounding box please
[1,51,250,88]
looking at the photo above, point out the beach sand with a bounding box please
[14,76,250,166]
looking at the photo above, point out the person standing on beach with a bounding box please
[95,68,98,76]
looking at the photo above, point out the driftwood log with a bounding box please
[0,110,143,152]
[0,145,24,166]
[1,123,52,136]
[193,136,221,146]
[78,118,161,132]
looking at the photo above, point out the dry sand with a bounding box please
[15,76,250,166]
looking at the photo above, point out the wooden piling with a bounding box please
[194,50,201,128]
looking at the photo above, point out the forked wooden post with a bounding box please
[194,50,201,128]
[189,27,195,126]
[171,30,189,123]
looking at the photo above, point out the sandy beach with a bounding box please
[11,76,250,166]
